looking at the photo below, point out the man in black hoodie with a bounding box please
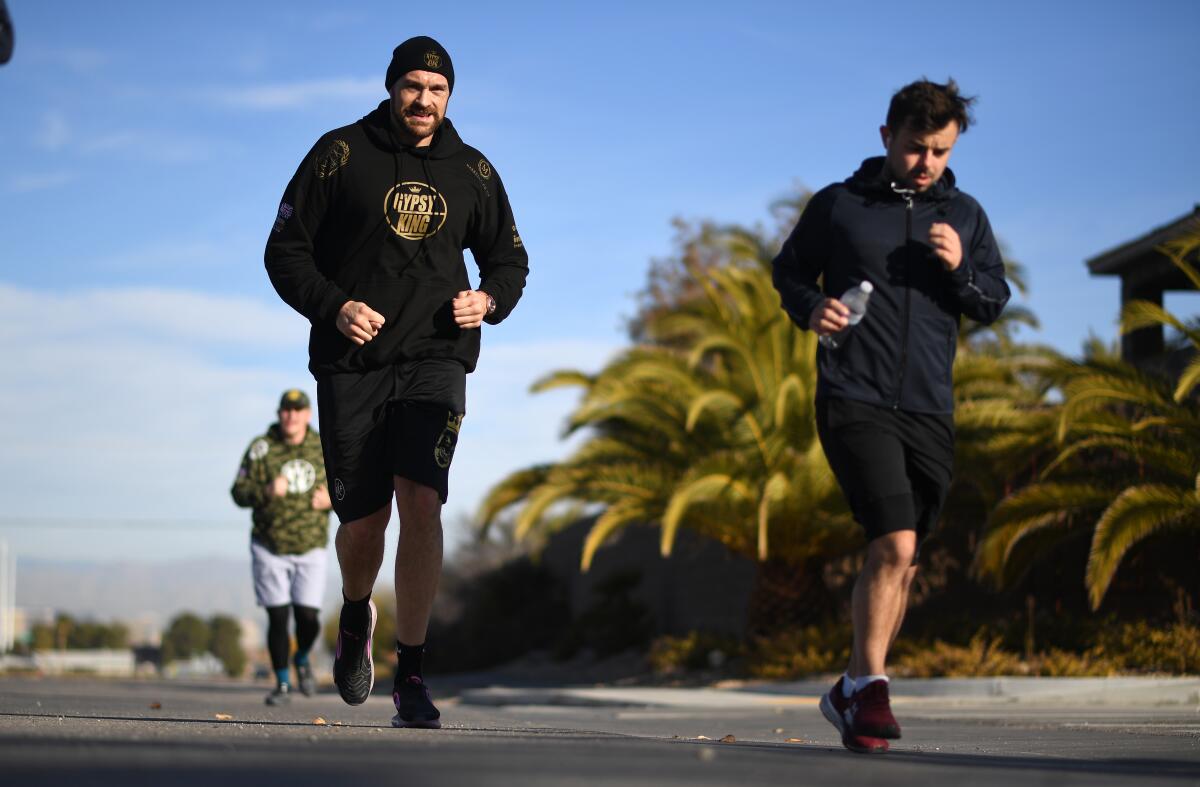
[772,79,1009,754]
[265,36,529,729]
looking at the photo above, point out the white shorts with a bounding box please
[250,540,328,609]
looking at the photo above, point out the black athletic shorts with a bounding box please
[815,396,954,550]
[316,358,466,523]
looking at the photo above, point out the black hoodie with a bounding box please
[265,101,529,376]
[772,157,1010,414]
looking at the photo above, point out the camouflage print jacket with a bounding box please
[230,424,330,555]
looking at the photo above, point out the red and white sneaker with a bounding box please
[848,678,901,739]
[819,676,889,754]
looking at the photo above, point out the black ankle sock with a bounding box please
[396,641,425,679]
[341,591,371,632]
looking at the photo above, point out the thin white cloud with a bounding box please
[23,46,113,73]
[30,112,214,164]
[35,112,71,151]
[92,239,252,275]
[78,130,218,164]
[209,77,381,110]
[7,171,75,193]
[0,283,303,348]
[0,283,310,534]
[0,280,622,562]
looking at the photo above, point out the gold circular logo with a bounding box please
[384,182,447,240]
[477,158,492,179]
[424,51,441,68]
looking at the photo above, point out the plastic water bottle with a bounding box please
[818,281,874,350]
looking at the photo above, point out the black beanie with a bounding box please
[385,36,454,94]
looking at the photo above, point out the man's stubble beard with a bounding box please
[395,108,444,144]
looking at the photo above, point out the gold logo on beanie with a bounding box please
[424,51,441,68]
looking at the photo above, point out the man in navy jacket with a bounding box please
[773,78,1009,754]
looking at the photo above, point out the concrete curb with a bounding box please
[459,677,1200,710]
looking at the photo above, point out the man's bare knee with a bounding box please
[394,477,442,526]
[339,504,391,538]
[866,531,917,571]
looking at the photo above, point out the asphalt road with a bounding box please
[1,675,1198,786]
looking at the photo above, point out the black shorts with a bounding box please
[316,359,466,522]
[815,396,954,549]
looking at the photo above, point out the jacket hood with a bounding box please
[358,100,464,159]
[847,156,958,201]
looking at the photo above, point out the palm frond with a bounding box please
[1085,485,1200,608]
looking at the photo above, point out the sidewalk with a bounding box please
[459,676,1200,710]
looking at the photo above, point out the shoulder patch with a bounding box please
[249,439,269,461]
[272,202,293,233]
[465,157,493,197]
[316,139,351,179]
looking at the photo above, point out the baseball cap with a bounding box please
[278,389,311,410]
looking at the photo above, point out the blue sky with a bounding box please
[1,0,1198,568]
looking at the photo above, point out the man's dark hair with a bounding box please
[886,78,976,134]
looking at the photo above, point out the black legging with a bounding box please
[293,604,320,655]
[265,604,322,672]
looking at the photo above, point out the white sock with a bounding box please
[854,674,888,692]
[841,672,854,698]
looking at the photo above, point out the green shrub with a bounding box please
[648,631,741,675]
[745,621,1200,679]
[746,624,852,679]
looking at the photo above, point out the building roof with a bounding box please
[1086,206,1200,291]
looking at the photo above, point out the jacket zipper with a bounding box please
[891,183,916,410]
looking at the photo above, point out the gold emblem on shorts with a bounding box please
[433,413,463,469]
[424,51,441,68]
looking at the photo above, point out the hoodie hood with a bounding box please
[266,422,318,447]
[847,156,958,202]
[359,100,464,159]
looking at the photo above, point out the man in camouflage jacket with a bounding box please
[231,389,331,705]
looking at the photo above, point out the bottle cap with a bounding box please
[859,281,874,293]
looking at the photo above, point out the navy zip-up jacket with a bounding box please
[772,157,1009,414]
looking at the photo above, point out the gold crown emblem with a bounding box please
[407,185,421,193]
[424,51,441,68]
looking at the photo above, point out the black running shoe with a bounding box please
[391,676,441,729]
[294,659,316,697]
[332,600,376,706]
[264,683,291,707]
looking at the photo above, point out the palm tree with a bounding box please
[479,218,860,630]
[974,229,1200,609]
